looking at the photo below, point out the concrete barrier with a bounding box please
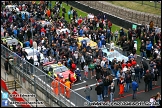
[76,1,161,28]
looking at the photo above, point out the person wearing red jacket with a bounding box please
[41,27,46,36]
[29,38,33,47]
[122,62,127,69]
[71,61,76,72]
[78,17,82,25]
[108,20,112,32]
[131,59,137,67]
[127,62,132,68]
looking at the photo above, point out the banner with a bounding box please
[134,41,137,50]
[132,24,137,30]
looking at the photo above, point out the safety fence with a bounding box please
[133,1,161,9]
[1,44,90,107]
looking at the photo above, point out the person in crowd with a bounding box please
[28,57,34,74]
[134,64,141,83]
[95,62,102,81]
[84,63,89,80]
[103,76,110,98]
[146,41,152,59]
[59,74,65,95]
[150,95,156,108]
[98,79,105,100]
[118,77,125,97]
[109,82,115,102]
[139,65,144,79]
[89,61,96,79]
[114,30,119,41]
[64,79,71,99]
[75,68,82,81]
[152,65,159,86]
[95,82,103,102]
[80,53,85,70]
[51,77,59,96]
[141,59,149,76]
[140,43,147,58]
[84,84,92,102]
[4,58,9,74]
[125,70,132,92]
[155,92,161,106]
[132,79,139,99]
[144,70,151,92]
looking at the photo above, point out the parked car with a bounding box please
[42,62,77,83]
[102,48,128,62]
[5,5,20,12]
[1,36,23,47]
[56,28,70,35]
[36,20,53,27]
[77,37,98,49]
[24,47,44,66]
[17,11,30,16]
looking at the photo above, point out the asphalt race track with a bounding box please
[35,44,161,107]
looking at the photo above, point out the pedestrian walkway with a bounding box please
[1,63,58,107]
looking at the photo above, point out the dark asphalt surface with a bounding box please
[1,87,22,107]
[35,44,161,106]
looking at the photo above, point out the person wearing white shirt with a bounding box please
[100,59,105,68]
[84,63,89,80]
[150,96,156,107]
[80,54,85,70]
[110,41,115,52]
[43,56,49,64]
[33,41,37,50]
[74,51,79,64]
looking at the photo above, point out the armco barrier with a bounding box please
[1,44,90,107]
[12,91,31,107]
[65,1,161,29]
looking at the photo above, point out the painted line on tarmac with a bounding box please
[113,86,161,101]
[73,78,117,91]
[73,83,97,91]
[73,80,86,86]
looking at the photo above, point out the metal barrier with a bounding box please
[1,44,90,107]
[133,1,161,9]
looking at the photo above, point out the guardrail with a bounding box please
[1,44,89,107]
[133,1,161,9]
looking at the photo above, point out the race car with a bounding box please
[24,47,44,66]
[56,28,70,35]
[17,11,30,16]
[36,20,53,27]
[42,62,77,83]
[5,5,20,12]
[102,48,128,62]
[1,36,23,47]
[77,37,98,49]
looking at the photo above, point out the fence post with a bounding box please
[142,1,143,5]
[14,63,16,90]
[155,1,157,8]
[34,76,37,107]
[15,80,17,91]
[5,72,7,81]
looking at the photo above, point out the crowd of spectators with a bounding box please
[1,1,161,103]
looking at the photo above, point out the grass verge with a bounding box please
[107,1,161,15]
